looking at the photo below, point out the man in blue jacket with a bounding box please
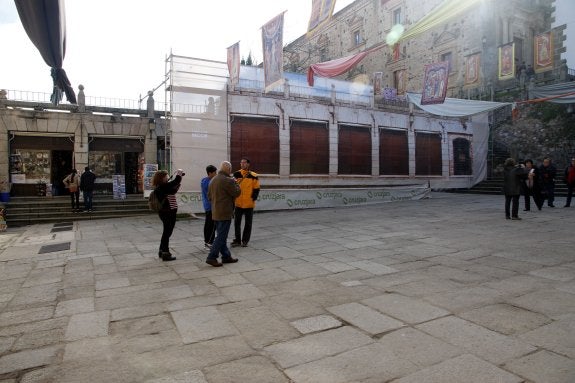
[201,165,217,249]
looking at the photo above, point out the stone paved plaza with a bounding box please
[0,192,574,382]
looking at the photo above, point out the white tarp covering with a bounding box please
[471,113,489,186]
[529,82,575,104]
[407,92,511,117]
[176,185,431,213]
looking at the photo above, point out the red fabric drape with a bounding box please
[307,45,384,86]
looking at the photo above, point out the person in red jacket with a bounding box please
[231,158,260,247]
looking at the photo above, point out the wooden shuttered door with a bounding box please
[230,117,279,174]
[338,125,371,175]
[379,128,408,175]
[415,132,442,175]
[290,120,329,174]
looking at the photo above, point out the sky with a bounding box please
[0,0,572,103]
[0,0,353,102]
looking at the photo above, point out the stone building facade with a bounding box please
[0,88,163,197]
[285,0,563,99]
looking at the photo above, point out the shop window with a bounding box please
[231,117,279,174]
[380,129,408,175]
[338,125,371,175]
[415,132,442,175]
[453,137,472,175]
[290,120,329,174]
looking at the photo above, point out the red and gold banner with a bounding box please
[227,42,240,87]
[394,69,406,95]
[465,53,480,85]
[308,0,336,34]
[262,12,285,91]
[373,72,383,95]
[498,42,514,80]
[421,61,449,105]
[534,32,553,73]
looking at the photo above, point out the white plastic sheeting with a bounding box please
[407,92,511,117]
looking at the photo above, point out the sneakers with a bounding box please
[241,242,248,247]
[222,257,239,264]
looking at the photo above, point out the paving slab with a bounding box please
[284,342,417,383]
[459,303,552,335]
[519,315,575,358]
[391,353,523,383]
[509,289,575,318]
[417,316,536,364]
[64,310,110,341]
[327,302,404,335]
[223,306,299,349]
[203,356,289,383]
[171,306,237,344]
[379,327,462,367]
[264,326,373,368]
[362,293,449,324]
[504,350,575,383]
[290,315,342,334]
[0,345,61,375]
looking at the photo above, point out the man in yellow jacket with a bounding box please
[231,158,260,247]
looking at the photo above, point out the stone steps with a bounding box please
[3,195,154,227]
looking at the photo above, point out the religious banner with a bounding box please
[393,43,400,61]
[308,0,336,34]
[421,61,449,105]
[498,42,515,80]
[226,41,240,87]
[373,72,383,95]
[465,53,480,85]
[534,32,553,73]
[262,12,285,91]
[394,69,406,95]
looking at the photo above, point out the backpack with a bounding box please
[148,189,164,212]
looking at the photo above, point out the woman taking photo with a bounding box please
[152,169,184,261]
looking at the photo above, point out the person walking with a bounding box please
[63,169,80,212]
[231,158,260,248]
[80,166,96,212]
[201,164,218,249]
[152,169,184,261]
[564,157,575,207]
[522,159,543,211]
[503,158,527,220]
[206,161,241,267]
[539,157,557,207]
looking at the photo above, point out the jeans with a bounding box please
[208,220,233,261]
[234,207,254,244]
[505,195,520,218]
[203,210,215,244]
[83,190,94,210]
[70,190,80,209]
[159,210,177,252]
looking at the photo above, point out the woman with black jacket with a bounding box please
[151,169,184,261]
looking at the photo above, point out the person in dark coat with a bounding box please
[564,157,575,207]
[206,161,241,267]
[503,158,527,220]
[521,159,543,211]
[152,169,184,261]
[79,166,96,212]
[539,157,557,207]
